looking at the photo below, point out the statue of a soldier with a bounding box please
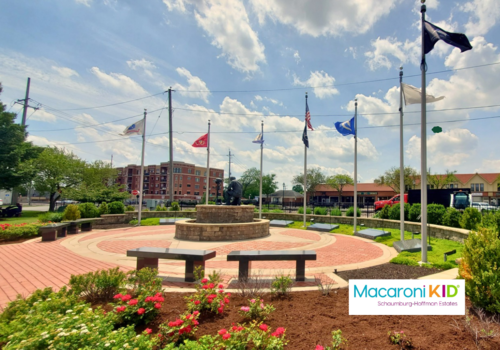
[224,177,242,206]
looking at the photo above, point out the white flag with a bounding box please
[252,133,264,144]
[121,119,144,136]
[402,83,444,106]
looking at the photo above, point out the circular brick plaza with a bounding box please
[0,226,397,310]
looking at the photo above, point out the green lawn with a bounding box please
[0,210,45,225]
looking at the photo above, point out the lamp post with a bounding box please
[282,183,286,210]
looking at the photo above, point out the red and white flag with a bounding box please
[192,134,208,147]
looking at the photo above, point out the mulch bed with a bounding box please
[136,289,500,350]
[337,263,445,281]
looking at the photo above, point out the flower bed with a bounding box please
[0,222,50,243]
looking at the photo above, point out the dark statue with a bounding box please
[224,177,242,206]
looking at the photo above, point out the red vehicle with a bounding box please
[374,194,408,211]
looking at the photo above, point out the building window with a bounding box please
[156,184,159,187]
[179,184,182,188]
[175,184,177,187]
[174,191,177,194]
[179,191,182,195]
[204,171,207,176]
[187,176,191,180]
[156,191,159,194]
[187,184,191,187]
[174,168,181,173]
[175,176,178,180]
[156,177,159,180]
[188,169,192,174]
[204,179,206,183]
[195,178,199,182]
[480,183,484,192]
[195,170,201,176]
[195,185,199,189]
[194,192,200,195]
[187,191,191,194]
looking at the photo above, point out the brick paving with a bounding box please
[97,240,172,254]
[279,229,322,241]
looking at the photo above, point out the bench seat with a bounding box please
[39,223,70,241]
[127,247,216,282]
[227,250,317,282]
[66,218,103,234]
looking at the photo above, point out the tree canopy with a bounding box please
[427,169,458,189]
[374,166,419,193]
[292,184,303,193]
[326,174,354,202]
[292,168,326,198]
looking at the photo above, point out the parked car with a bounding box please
[471,202,497,211]
[56,200,78,205]
[0,199,3,206]
[374,194,408,211]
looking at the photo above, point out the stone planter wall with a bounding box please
[175,219,269,241]
[196,205,254,223]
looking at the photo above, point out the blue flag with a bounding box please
[424,21,472,55]
[334,117,355,136]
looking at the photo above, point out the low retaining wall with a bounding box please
[175,219,269,241]
[97,210,470,243]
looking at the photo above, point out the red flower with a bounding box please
[224,297,230,304]
[193,320,199,326]
[137,308,146,315]
[271,327,285,337]
[168,321,175,327]
[202,285,209,290]
[208,283,215,289]
[154,303,162,309]
[185,325,192,333]
[232,326,239,331]
[116,306,126,313]
[201,278,208,283]
[208,299,213,304]
[194,300,200,305]
[193,311,200,316]
[218,284,224,289]
[128,299,138,306]
[113,293,123,299]
[145,328,152,334]
[218,329,227,335]
[259,324,268,332]
[315,346,324,350]
[226,292,231,297]
[218,306,224,314]
[218,289,224,294]
[121,294,132,302]
[145,296,153,302]
[223,333,231,340]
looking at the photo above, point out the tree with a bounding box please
[326,174,354,203]
[292,168,326,201]
[427,169,458,189]
[374,166,419,193]
[261,174,279,201]
[292,184,303,193]
[238,167,260,198]
[0,84,43,191]
[31,147,87,211]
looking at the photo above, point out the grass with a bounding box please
[129,218,161,226]
[0,210,45,225]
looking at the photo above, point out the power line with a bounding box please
[55,91,166,111]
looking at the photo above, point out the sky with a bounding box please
[1,0,500,189]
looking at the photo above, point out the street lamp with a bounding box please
[282,183,286,210]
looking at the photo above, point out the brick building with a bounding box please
[115,161,224,202]
[311,183,397,205]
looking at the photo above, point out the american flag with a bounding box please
[305,99,313,130]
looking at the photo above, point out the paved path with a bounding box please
[0,226,397,310]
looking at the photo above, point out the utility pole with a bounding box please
[15,77,39,127]
[168,87,174,204]
[227,149,233,179]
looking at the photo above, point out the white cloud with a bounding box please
[173,67,210,103]
[75,0,92,6]
[345,47,357,59]
[127,59,157,78]
[52,66,79,78]
[250,0,400,37]
[293,71,338,99]
[90,67,148,96]
[293,51,301,64]
[253,95,283,106]
[29,109,57,123]
[461,0,500,36]
[164,0,266,74]
[476,159,500,173]
[27,135,81,154]
[346,87,400,126]
[365,36,420,71]
[406,128,479,167]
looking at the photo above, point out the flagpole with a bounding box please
[259,120,263,219]
[399,66,405,241]
[353,99,358,233]
[421,2,428,262]
[138,109,147,226]
[303,92,308,228]
[206,120,211,205]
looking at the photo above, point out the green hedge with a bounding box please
[108,201,125,214]
[409,203,421,222]
[78,203,100,218]
[313,207,327,215]
[345,206,361,217]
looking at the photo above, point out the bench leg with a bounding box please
[296,259,306,282]
[81,222,92,232]
[57,227,67,238]
[185,260,205,282]
[42,231,57,242]
[137,257,159,271]
[68,225,78,234]
[238,260,250,282]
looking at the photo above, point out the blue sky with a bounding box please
[1,0,500,188]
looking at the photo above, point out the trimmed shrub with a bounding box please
[388,203,410,221]
[389,255,419,266]
[108,201,125,214]
[98,202,110,215]
[379,204,390,219]
[129,218,160,226]
[346,206,361,217]
[69,267,126,302]
[409,203,421,222]
[0,224,40,241]
[427,203,446,225]
[330,208,342,216]
[314,207,327,215]
[495,211,500,238]
[125,205,135,211]
[38,212,63,223]
[170,202,181,211]
[442,207,462,228]
[460,207,482,230]
[62,204,81,221]
[480,212,496,229]
[78,203,99,218]
[297,207,312,214]
[459,228,500,313]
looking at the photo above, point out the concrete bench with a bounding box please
[227,250,317,282]
[66,218,103,234]
[126,247,216,282]
[39,223,70,241]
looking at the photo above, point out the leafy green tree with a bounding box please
[292,184,303,193]
[32,147,87,211]
[374,166,419,193]
[326,174,354,203]
[292,168,326,201]
[261,174,278,201]
[427,169,458,189]
[238,167,260,198]
[0,84,43,191]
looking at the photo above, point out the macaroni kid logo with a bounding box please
[349,279,465,315]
